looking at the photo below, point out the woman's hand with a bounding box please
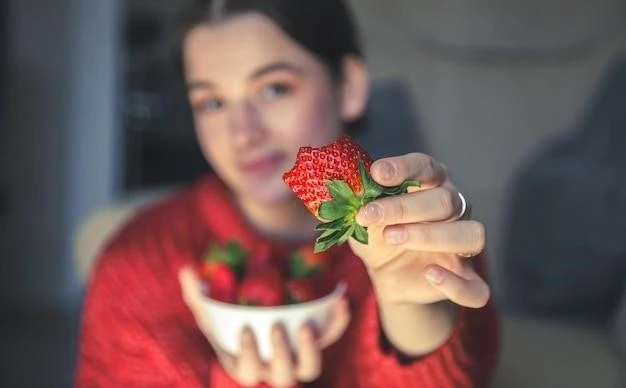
[350,153,490,309]
[179,268,350,387]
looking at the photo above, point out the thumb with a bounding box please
[179,266,204,310]
[179,267,215,337]
[424,265,490,308]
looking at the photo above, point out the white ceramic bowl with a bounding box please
[200,281,347,360]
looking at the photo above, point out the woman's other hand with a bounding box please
[179,267,350,387]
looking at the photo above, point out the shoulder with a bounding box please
[113,188,196,246]
[114,174,228,248]
[90,176,219,284]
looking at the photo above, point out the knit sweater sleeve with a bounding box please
[74,235,297,388]
[75,241,214,387]
[336,255,500,388]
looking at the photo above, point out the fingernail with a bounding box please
[272,325,284,341]
[376,161,396,181]
[300,326,312,340]
[242,326,254,345]
[359,203,382,225]
[384,228,406,244]
[425,267,444,285]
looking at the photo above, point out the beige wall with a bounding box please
[349,0,626,291]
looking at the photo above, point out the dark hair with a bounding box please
[170,0,367,131]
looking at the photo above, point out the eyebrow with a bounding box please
[187,61,306,92]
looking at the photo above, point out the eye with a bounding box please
[261,83,292,100]
[193,98,225,114]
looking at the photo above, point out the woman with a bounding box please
[76,1,499,387]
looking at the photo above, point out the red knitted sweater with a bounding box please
[75,175,499,387]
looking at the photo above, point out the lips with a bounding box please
[240,153,286,176]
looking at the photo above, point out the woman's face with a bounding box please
[183,13,367,208]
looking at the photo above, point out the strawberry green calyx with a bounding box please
[313,161,420,252]
[282,134,421,252]
[203,240,247,278]
[290,254,319,278]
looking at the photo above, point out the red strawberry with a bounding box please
[245,243,274,274]
[237,268,285,307]
[283,134,373,216]
[286,278,320,303]
[199,261,237,303]
[283,134,420,252]
[202,240,247,278]
[289,245,331,278]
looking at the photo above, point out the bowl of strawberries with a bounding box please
[197,240,346,360]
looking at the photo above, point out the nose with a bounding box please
[229,100,266,148]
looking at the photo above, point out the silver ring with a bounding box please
[456,192,471,221]
[456,192,476,258]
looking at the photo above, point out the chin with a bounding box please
[240,183,295,208]
[255,188,295,207]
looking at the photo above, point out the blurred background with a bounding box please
[1,0,625,386]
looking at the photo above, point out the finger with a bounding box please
[296,325,322,382]
[179,267,204,311]
[424,265,491,308]
[214,348,237,376]
[234,327,262,386]
[370,153,446,188]
[383,220,486,254]
[319,297,351,348]
[356,187,462,227]
[268,325,296,388]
